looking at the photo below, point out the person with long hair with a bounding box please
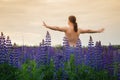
[43,15,104,47]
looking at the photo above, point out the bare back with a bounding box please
[65,27,80,47]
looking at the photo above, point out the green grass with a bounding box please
[0,55,118,80]
[0,63,18,80]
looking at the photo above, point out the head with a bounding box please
[68,15,78,32]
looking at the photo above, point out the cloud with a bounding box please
[0,0,120,46]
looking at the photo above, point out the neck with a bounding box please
[68,23,74,28]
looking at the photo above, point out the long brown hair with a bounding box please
[68,15,78,32]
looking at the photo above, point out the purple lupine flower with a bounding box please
[45,31,51,47]
[40,39,47,64]
[36,39,48,67]
[75,38,83,66]
[5,36,12,63]
[15,45,23,66]
[85,36,96,68]
[23,47,35,61]
[105,43,114,75]
[117,64,120,80]
[5,36,12,48]
[32,47,39,61]
[63,36,69,48]
[88,36,94,47]
[21,46,35,63]
[30,47,38,60]
[102,43,114,76]
[63,36,71,62]
[94,41,103,70]
[0,32,6,47]
[112,49,120,79]
[9,43,19,67]
[83,47,88,64]
[21,46,29,63]
[36,31,52,67]
[53,51,64,70]
[76,38,82,48]
[45,31,52,65]
[0,32,7,64]
[113,48,119,63]
[0,31,119,77]
[35,45,41,67]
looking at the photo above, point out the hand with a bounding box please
[42,21,47,27]
[98,28,104,33]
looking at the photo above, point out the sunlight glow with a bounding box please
[0,0,120,46]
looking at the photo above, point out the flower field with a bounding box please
[0,31,120,80]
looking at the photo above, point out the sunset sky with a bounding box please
[0,0,120,46]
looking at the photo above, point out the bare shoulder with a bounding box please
[78,27,82,32]
[63,26,68,30]
[57,26,68,32]
[78,27,87,32]
[78,27,86,34]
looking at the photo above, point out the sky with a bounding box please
[0,0,120,46]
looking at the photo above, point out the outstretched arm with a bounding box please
[79,28,104,34]
[42,21,67,32]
